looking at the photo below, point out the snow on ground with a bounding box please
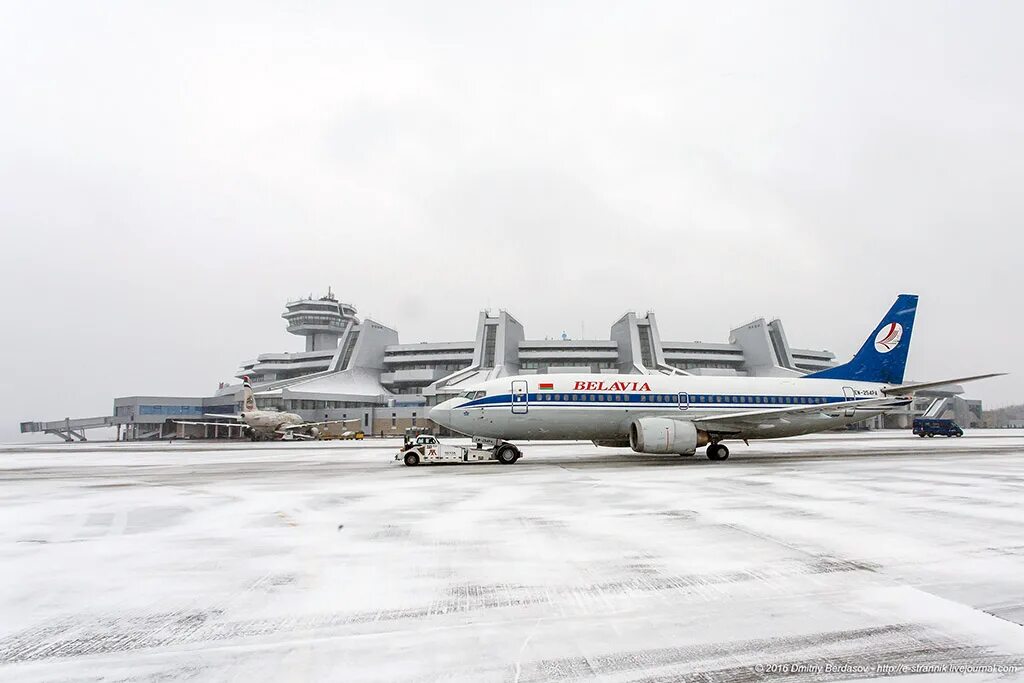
[1,432,1023,682]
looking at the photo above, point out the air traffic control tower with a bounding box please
[282,288,359,352]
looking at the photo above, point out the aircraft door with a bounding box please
[678,392,689,410]
[511,380,529,414]
[843,386,856,417]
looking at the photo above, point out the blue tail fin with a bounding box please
[805,294,918,385]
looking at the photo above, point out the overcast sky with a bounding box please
[1,1,1021,440]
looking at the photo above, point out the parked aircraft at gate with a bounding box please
[175,377,356,441]
[429,295,1003,460]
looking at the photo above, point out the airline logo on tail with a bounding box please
[243,376,257,411]
[874,323,903,353]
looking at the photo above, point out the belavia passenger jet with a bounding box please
[428,295,1002,461]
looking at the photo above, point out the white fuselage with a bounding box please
[240,410,304,436]
[429,373,896,442]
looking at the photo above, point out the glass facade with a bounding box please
[139,405,205,416]
[482,325,497,367]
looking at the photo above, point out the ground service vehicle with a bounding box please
[396,435,521,466]
[319,420,365,440]
[321,430,364,440]
[913,418,963,437]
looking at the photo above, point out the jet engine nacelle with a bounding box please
[629,418,709,455]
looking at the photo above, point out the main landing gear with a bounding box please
[706,443,730,461]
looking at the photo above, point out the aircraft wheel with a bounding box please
[403,451,420,467]
[706,444,729,461]
[496,445,518,464]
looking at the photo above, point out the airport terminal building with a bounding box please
[95,290,979,440]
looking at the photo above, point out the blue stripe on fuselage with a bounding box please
[456,393,849,409]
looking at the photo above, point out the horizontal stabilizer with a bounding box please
[882,373,1006,396]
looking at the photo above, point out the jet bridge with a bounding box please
[20,416,114,442]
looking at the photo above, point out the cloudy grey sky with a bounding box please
[1,1,1020,439]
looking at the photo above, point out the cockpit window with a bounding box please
[458,391,471,398]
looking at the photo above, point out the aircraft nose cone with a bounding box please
[429,402,452,428]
